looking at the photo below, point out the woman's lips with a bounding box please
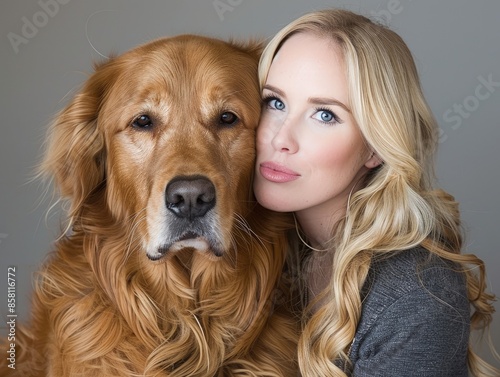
[259,162,300,183]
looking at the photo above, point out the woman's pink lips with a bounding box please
[259,162,300,183]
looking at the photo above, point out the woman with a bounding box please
[254,9,499,377]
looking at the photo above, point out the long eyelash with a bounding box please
[261,92,282,105]
[314,106,343,124]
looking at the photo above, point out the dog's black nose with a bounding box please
[165,176,216,220]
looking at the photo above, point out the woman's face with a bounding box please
[254,33,377,227]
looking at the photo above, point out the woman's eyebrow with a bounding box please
[263,84,351,113]
[262,84,286,97]
[308,97,351,113]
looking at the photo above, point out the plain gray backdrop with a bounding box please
[1,0,499,367]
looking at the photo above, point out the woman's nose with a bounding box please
[271,118,298,153]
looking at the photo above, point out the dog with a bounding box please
[2,35,298,376]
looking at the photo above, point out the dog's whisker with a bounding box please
[226,233,239,266]
[233,213,267,250]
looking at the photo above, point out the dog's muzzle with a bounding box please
[147,175,223,260]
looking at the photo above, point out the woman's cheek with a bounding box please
[256,116,276,149]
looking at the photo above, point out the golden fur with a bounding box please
[2,35,298,376]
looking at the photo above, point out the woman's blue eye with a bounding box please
[265,97,285,110]
[313,109,338,124]
[274,99,285,110]
[320,111,333,122]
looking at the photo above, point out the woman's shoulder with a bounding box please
[358,246,470,337]
[363,246,467,302]
[349,247,470,376]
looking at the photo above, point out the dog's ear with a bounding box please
[41,58,118,218]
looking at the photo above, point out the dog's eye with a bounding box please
[219,112,239,127]
[132,114,153,130]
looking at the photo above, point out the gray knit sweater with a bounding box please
[347,247,470,376]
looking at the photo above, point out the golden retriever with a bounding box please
[2,35,298,376]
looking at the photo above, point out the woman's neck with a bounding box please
[304,248,334,312]
[295,204,343,311]
[294,205,344,250]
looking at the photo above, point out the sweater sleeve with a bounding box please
[352,285,470,377]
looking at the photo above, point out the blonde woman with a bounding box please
[254,8,499,377]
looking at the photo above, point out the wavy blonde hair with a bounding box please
[259,8,498,377]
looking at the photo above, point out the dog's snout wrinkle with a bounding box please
[165,176,216,220]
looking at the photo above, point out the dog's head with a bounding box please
[42,35,263,260]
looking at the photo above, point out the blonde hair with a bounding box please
[259,8,498,376]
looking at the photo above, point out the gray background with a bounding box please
[1,0,499,366]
